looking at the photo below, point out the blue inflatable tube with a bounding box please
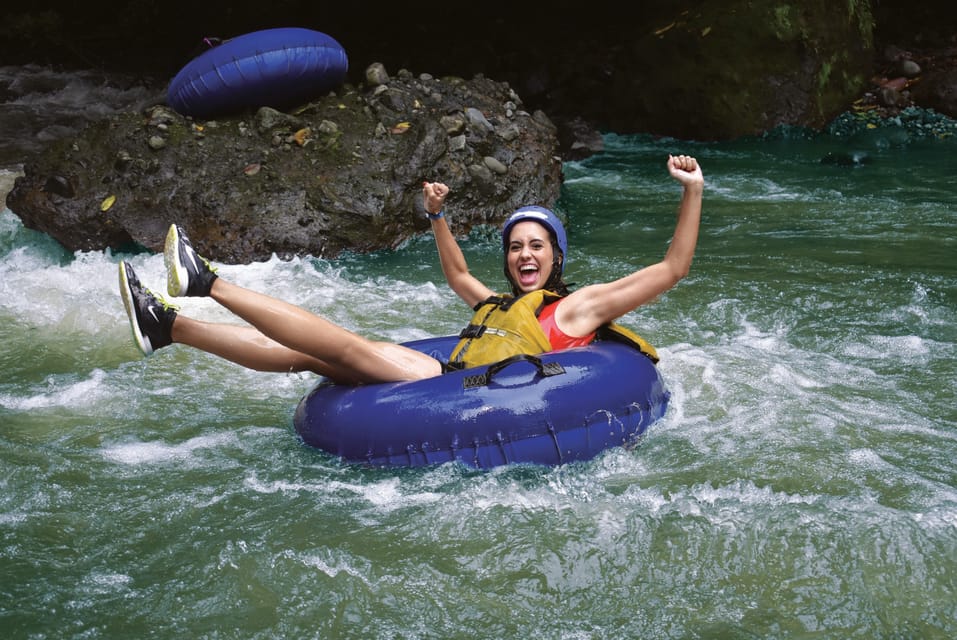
[167,27,348,118]
[293,336,670,469]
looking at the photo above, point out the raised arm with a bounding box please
[423,181,495,308]
[556,155,704,336]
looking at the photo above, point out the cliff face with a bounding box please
[6,1,956,139]
[0,1,903,140]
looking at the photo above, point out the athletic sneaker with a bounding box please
[165,224,218,297]
[118,261,177,356]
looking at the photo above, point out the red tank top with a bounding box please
[537,300,596,350]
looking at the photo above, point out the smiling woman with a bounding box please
[291,160,698,466]
[117,157,701,463]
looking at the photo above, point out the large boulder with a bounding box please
[6,66,562,262]
[912,68,957,119]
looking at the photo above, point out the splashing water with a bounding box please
[2,67,956,638]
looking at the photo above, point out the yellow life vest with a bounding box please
[449,290,659,369]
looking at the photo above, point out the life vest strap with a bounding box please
[472,295,509,311]
[462,354,566,389]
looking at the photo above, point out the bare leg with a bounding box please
[205,278,442,384]
[170,316,371,381]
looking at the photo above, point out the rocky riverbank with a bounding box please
[852,41,957,122]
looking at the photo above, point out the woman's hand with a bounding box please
[422,181,449,215]
[667,155,704,189]
[423,180,494,307]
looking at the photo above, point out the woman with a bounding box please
[119,154,703,384]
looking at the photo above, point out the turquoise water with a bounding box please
[2,123,956,638]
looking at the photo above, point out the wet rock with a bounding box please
[882,44,908,64]
[255,107,306,133]
[483,156,508,175]
[365,62,389,86]
[827,106,957,140]
[43,174,75,198]
[879,86,907,108]
[820,151,870,167]
[114,151,133,172]
[897,59,922,78]
[440,114,466,136]
[465,108,494,134]
[556,117,604,161]
[912,68,957,119]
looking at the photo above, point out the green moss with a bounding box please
[847,0,875,48]
[818,61,833,92]
[772,5,799,40]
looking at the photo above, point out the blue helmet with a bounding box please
[501,206,568,273]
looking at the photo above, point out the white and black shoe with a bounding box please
[165,224,218,297]
[118,261,177,356]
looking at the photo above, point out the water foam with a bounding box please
[100,432,241,466]
[0,369,109,411]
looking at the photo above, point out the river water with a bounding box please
[2,65,956,638]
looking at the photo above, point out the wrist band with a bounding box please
[427,210,445,221]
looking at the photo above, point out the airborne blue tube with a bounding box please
[293,336,670,469]
[167,27,349,119]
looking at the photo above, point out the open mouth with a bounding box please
[518,263,539,287]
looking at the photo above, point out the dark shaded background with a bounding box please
[3,1,955,135]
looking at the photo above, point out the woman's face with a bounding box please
[505,221,556,293]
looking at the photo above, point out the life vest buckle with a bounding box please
[459,324,487,339]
